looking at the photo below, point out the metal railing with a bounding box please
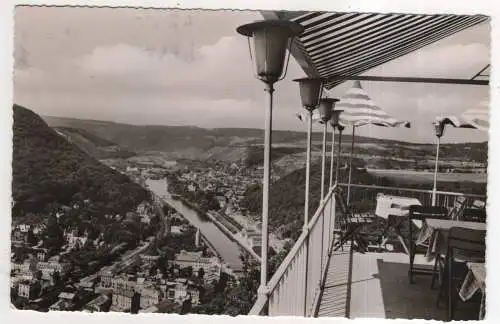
[249,185,337,316]
[248,182,486,317]
[340,183,486,212]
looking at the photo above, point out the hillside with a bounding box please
[12,104,149,216]
[44,115,488,166]
[54,126,136,159]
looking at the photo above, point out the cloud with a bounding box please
[13,7,490,143]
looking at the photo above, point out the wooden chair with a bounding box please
[408,205,448,284]
[332,187,375,253]
[437,227,486,321]
[448,196,468,221]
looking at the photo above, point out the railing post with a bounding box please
[320,122,327,276]
[302,110,313,317]
[328,128,335,258]
[259,82,273,302]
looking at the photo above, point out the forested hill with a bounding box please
[12,104,149,216]
[54,126,136,159]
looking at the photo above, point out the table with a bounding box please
[376,195,421,254]
[459,262,486,320]
[415,219,486,261]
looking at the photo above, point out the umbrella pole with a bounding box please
[347,126,356,205]
[432,136,441,206]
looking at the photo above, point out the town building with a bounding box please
[110,275,137,292]
[110,289,140,313]
[36,261,71,280]
[140,254,160,266]
[17,279,41,301]
[49,292,77,311]
[83,294,111,313]
[99,268,115,289]
[170,250,221,280]
[241,224,262,248]
[139,285,162,309]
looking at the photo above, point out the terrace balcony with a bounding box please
[239,10,489,321]
[248,184,486,320]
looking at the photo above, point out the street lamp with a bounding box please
[293,77,323,314]
[329,109,343,189]
[237,19,304,300]
[335,124,345,184]
[318,98,338,201]
[293,77,324,229]
[432,121,446,206]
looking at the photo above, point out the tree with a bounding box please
[52,270,61,284]
[44,213,64,252]
[35,270,43,280]
[180,297,192,315]
[197,267,205,281]
[26,228,38,246]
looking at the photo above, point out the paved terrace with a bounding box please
[317,246,482,320]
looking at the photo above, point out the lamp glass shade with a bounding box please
[434,121,445,138]
[237,20,304,84]
[330,109,343,127]
[318,98,339,122]
[293,78,323,109]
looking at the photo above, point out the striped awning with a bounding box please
[336,81,410,128]
[265,11,489,89]
[437,105,489,132]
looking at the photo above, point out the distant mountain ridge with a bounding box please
[12,104,149,216]
[43,115,488,165]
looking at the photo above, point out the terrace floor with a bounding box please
[316,246,483,320]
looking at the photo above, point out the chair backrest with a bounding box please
[462,208,487,223]
[448,196,468,220]
[448,227,486,258]
[409,205,448,221]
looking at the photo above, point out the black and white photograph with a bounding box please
[9,4,491,321]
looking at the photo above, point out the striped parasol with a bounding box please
[430,103,489,205]
[336,81,410,204]
[436,104,489,132]
[336,81,411,128]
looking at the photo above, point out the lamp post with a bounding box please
[327,109,342,258]
[318,98,339,200]
[317,98,338,280]
[329,110,343,189]
[293,77,323,314]
[335,125,345,184]
[293,78,324,230]
[432,121,445,206]
[237,20,304,302]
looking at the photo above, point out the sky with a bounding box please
[13,6,491,143]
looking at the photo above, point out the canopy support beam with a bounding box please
[325,75,489,85]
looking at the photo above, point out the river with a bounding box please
[145,178,244,273]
